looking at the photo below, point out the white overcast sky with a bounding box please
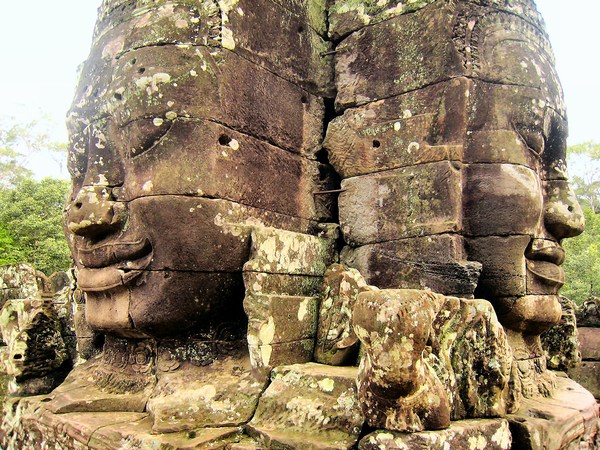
[0,0,598,178]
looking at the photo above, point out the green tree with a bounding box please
[567,141,600,213]
[0,177,71,275]
[0,116,66,188]
[562,206,600,304]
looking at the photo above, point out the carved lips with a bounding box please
[525,239,566,292]
[76,238,153,292]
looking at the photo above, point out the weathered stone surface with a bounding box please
[570,362,600,400]
[339,161,463,245]
[245,293,318,369]
[248,339,315,371]
[314,264,373,365]
[324,79,469,178]
[0,264,40,306]
[147,354,265,433]
[433,296,514,420]
[577,298,600,327]
[341,235,480,296]
[328,0,436,41]
[248,363,363,450]
[353,289,451,432]
[359,419,511,450]
[0,298,70,396]
[466,236,529,298]
[578,327,600,361]
[509,375,599,450]
[334,3,464,108]
[244,227,337,276]
[353,289,512,432]
[243,271,323,298]
[541,296,581,371]
[464,164,543,237]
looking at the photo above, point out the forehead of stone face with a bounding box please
[466,11,564,116]
[69,0,219,125]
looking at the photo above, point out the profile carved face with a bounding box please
[460,13,584,335]
[64,1,329,338]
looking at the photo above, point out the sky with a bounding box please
[0,0,598,179]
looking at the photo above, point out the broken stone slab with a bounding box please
[334,2,465,109]
[358,418,512,449]
[324,78,470,178]
[341,235,480,296]
[339,161,463,245]
[89,417,241,450]
[244,226,338,276]
[147,354,266,433]
[314,264,374,366]
[577,327,600,361]
[508,375,599,450]
[248,363,364,450]
[0,394,146,450]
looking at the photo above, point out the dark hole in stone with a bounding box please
[75,202,83,210]
[301,95,308,104]
[138,67,146,74]
[373,140,381,148]
[318,165,329,181]
[297,25,304,33]
[13,354,22,360]
[40,397,52,403]
[568,205,574,212]
[218,134,232,146]
[131,58,137,65]
[114,92,123,101]
[187,431,197,439]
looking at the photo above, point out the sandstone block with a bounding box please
[334,3,464,108]
[339,161,463,245]
[570,362,600,400]
[578,327,600,361]
[324,78,470,178]
[464,164,543,237]
[359,419,511,450]
[248,339,315,371]
[243,272,323,298]
[248,363,363,450]
[314,264,373,365]
[341,235,480,295]
[244,227,337,276]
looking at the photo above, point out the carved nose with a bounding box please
[67,186,124,237]
[544,180,585,240]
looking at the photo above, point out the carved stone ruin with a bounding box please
[1,0,598,449]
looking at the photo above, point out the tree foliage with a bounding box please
[0,177,71,274]
[563,141,600,304]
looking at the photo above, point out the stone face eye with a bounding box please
[121,118,173,158]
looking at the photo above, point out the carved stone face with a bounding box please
[461,15,584,335]
[64,2,328,338]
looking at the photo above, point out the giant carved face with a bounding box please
[461,12,584,336]
[64,1,329,338]
[325,3,583,344]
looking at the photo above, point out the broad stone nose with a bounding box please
[66,185,125,237]
[544,180,585,240]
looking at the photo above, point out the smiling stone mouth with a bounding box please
[77,238,153,292]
